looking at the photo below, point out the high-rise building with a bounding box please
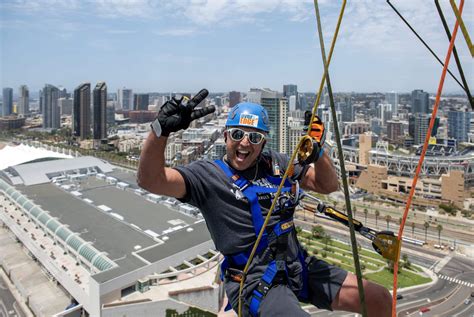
[283,84,299,110]
[448,108,471,142]
[411,90,429,114]
[370,117,382,136]
[385,91,398,116]
[73,83,91,139]
[134,93,149,111]
[42,84,60,129]
[106,104,115,126]
[288,95,297,112]
[229,91,241,108]
[338,101,354,122]
[386,119,403,142]
[248,88,284,152]
[39,89,43,114]
[378,103,392,125]
[412,114,439,145]
[58,87,69,99]
[58,98,73,116]
[2,87,13,116]
[287,118,304,156]
[93,82,107,140]
[18,85,29,116]
[118,88,133,110]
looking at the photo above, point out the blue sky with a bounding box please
[1,0,473,94]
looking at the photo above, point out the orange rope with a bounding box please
[391,0,464,316]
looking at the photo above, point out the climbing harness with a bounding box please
[226,1,350,316]
[215,159,308,316]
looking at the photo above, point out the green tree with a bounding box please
[322,234,332,251]
[353,205,357,218]
[364,208,368,225]
[385,214,392,230]
[437,224,443,245]
[411,222,416,238]
[312,225,326,239]
[402,254,411,269]
[375,210,380,227]
[423,221,430,242]
[295,226,302,234]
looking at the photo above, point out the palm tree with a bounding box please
[423,221,430,242]
[385,215,392,230]
[353,205,357,218]
[411,222,416,238]
[364,208,368,225]
[312,225,326,239]
[437,224,443,245]
[375,210,380,227]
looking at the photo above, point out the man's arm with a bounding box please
[137,133,186,199]
[300,151,339,194]
[137,89,214,198]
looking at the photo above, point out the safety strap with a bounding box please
[215,159,305,315]
[214,160,293,246]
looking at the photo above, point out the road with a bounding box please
[397,259,474,317]
[294,216,474,317]
[0,274,25,317]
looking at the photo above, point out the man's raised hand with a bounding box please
[158,89,215,136]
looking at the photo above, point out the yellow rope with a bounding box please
[236,1,347,315]
[449,0,474,57]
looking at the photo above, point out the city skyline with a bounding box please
[1,1,473,94]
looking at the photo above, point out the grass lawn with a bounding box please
[365,268,432,289]
[297,230,431,289]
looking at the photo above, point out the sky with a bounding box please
[1,0,473,95]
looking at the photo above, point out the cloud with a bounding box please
[94,0,157,18]
[154,27,197,36]
[5,0,81,14]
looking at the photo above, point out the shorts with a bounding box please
[224,255,348,316]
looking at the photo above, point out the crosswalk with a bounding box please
[437,273,474,288]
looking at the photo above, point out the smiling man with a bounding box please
[138,91,391,317]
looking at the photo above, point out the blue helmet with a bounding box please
[226,102,270,132]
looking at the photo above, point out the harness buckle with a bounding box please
[256,280,271,296]
[275,260,286,272]
[225,267,244,283]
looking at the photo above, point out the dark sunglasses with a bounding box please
[227,128,265,145]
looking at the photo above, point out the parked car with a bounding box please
[419,307,430,314]
[396,294,404,300]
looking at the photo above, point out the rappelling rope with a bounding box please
[313,0,368,316]
[236,1,347,315]
[391,1,464,316]
[434,0,473,110]
[449,0,474,57]
[386,0,466,93]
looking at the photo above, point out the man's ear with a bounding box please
[223,130,228,143]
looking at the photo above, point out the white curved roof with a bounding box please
[0,144,72,170]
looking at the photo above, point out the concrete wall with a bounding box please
[170,285,220,313]
[102,298,193,317]
[97,240,215,297]
[441,170,465,207]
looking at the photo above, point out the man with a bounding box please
[138,91,391,317]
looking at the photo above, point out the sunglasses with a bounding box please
[227,128,266,145]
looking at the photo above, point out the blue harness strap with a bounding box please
[215,159,307,316]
